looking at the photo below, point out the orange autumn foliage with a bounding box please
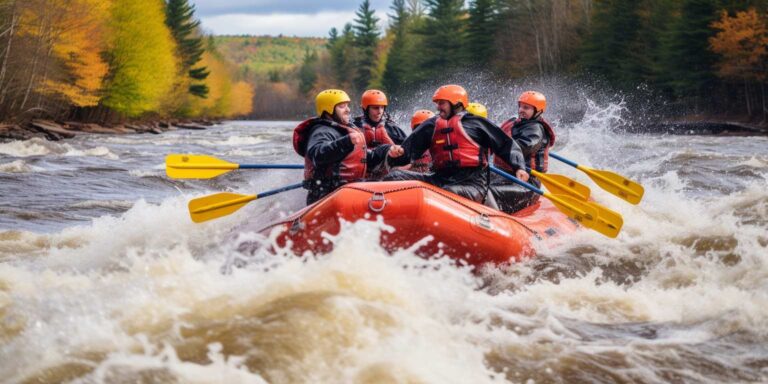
[229,81,254,117]
[43,0,110,107]
[17,0,111,107]
[709,8,768,82]
[187,52,253,118]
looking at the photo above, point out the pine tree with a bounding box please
[327,23,356,88]
[580,0,643,89]
[660,0,719,107]
[382,0,410,92]
[417,0,467,79]
[352,0,381,92]
[165,0,209,98]
[298,48,318,95]
[466,0,501,69]
[327,27,339,49]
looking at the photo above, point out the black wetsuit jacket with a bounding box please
[389,114,526,178]
[303,120,391,203]
[508,116,550,169]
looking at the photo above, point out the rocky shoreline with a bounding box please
[0,119,218,141]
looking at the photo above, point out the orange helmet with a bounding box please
[361,89,388,109]
[432,85,469,108]
[518,91,546,113]
[410,109,435,129]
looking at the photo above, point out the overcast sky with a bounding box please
[190,0,392,37]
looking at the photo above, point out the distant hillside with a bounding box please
[214,36,327,79]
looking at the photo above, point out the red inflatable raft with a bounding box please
[259,181,580,267]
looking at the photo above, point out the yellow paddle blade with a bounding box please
[534,170,591,201]
[188,192,257,223]
[588,202,624,238]
[165,154,238,179]
[579,166,645,205]
[544,192,599,230]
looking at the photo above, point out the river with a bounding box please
[1,100,767,383]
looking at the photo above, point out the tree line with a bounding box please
[0,0,253,123]
[299,0,768,122]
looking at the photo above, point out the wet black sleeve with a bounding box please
[305,126,354,167]
[389,117,437,166]
[385,121,408,145]
[463,116,526,171]
[516,123,545,158]
[367,144,391,170]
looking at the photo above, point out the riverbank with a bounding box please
[0,119,220,141]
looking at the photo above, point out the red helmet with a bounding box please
[432,85,469,108]
[410,109,435,129]
[518,91,546,113]
[361,89,388,109]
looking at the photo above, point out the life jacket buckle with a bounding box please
[368,192,387,213]
[440,128,454,134]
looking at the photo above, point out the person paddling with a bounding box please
[294,89,404,204]
[385,85,528,203]
[491,91,556,213]
[406,110,434,173]
[353,89,408,179]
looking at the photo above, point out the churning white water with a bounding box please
[1,92,767,383]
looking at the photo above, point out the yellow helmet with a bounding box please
[466,102,488,118]
[315,89,351,117]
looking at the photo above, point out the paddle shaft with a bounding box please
[240,164,304,169]
[258,182,304,198]
[549,152,579,168]
[490,166,545,195]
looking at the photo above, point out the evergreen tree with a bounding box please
[165,0,209,97]
[580,0,643,89]
[466,0,501,69]
[298,48,318,95]
[327,23,356,88]
[661,0,719,106]
[382,0,410,92]
[352,0,381,92]
[417,0,467,79]
[327,27,339,49]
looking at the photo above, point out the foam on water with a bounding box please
[0,138,119,159]
[1,99,768,382]
[0,160,42,173]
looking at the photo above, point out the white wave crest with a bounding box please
[0,160,42,173]
[0,139,52,157]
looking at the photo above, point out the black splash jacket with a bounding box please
[390,114,526,174]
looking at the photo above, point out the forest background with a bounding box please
[1,0,767,127]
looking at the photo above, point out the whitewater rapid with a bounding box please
[1,100,767,383]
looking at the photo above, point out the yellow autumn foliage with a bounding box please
[187,52,253,118]
[102,0,179,116]
[43,0,111,107]
[229,81,255,117]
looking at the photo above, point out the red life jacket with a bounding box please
[494,116,556,173]
[293,118,367,182]
[429,113,487,171]
[361,120,395,147]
